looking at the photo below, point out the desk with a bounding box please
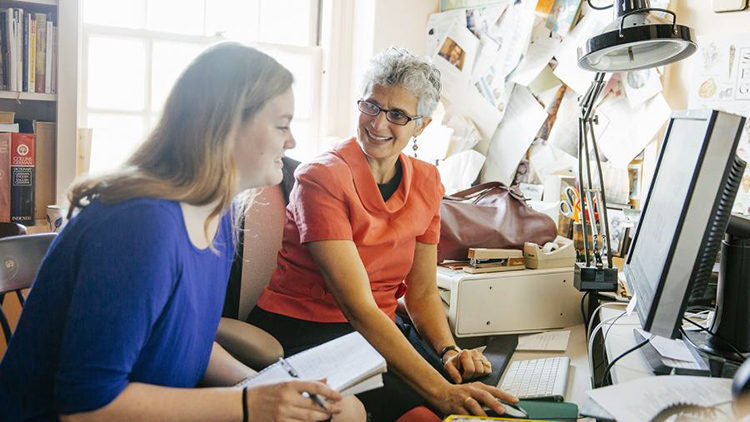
[599,308,741,421]
[505,323,593,408]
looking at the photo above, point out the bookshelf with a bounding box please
[0,0,78,225]
[0,1,58,8]
[0,91,55,101]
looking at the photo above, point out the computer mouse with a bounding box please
[482,399,529,419]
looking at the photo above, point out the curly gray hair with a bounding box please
[360,47,442,124]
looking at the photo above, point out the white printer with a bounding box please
[437,265,583,338]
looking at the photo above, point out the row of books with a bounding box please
[0,8,57,94]
[0,111,55,224]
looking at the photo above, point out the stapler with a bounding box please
[463,248,525,274]
[524,237,576,269]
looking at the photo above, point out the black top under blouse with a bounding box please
[377,158,403,202]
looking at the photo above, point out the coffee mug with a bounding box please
[46,205,66,233]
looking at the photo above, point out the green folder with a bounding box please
[444,400,579,422]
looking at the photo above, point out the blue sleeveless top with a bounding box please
[0,198,234,421]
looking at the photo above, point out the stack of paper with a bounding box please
[586,376,733,422]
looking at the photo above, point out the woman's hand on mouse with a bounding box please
[431,381,518,416]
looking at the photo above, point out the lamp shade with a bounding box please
[578,6,696,72]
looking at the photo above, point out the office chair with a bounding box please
[216,158,298,370]
[0,233,57,346]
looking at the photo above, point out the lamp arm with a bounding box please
[578,116,592,267]
[588,119,615,268]
[577,72,609,267]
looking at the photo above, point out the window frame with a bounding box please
[80,0,324,168]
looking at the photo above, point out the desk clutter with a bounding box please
[440,237,575,275]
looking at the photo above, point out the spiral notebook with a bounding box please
[236,332,387,396]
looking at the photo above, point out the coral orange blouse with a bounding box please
[256,137,445,322]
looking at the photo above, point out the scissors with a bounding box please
[560,186,581,222]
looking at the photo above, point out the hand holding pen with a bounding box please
[242,361,343,422]
[279,357,334,412]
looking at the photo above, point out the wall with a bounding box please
[663,0,750,110]
[342,0,440,136]
[373,0,441,54]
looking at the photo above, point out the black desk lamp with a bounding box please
[572,0,697,291]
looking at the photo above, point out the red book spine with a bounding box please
[0,133,10,222]
[11,133,34,223]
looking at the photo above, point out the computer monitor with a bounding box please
[624,109,747,374]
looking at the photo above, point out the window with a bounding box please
[81,0,322,173]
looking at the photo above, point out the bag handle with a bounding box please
[445,181,528,204]
[444,182,506,201]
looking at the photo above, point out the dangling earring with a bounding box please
[412,137,418,158]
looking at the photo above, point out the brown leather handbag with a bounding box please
[438,182,558,262]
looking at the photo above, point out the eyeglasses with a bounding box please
[357,100,422,126]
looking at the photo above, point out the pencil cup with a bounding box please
[572,222,593,262]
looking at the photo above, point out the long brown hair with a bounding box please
[68,42,294,239]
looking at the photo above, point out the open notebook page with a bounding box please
[238,332,386,395]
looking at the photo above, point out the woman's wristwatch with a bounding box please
[439,345,461,362]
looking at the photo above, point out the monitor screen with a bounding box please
[626,117,707,321]
[625,109,746,339]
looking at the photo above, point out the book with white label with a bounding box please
[237,332,387,397]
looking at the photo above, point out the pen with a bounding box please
[278,357,328,411]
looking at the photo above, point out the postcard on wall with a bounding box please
[481,85,548,185]
[492,0,539,81]
[434,25,480,76]
[426,10,466,57]
[466,3,508,41]
[510,16,563,87]
[689,33,750,214]
[552,7,611,94]
[536,0,557,16]
[622,68,663,109]
[547,88,582,157]
[545,0,583,37]
[596,92,671,169]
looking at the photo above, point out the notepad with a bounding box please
[517,330,571,352]
[635,328,697,363]
[236,332,387,396]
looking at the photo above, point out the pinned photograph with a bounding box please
[545,0,583,37]
[438,37,466,70]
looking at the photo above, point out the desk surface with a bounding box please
[599,308,742,421]
[503,323,593,409]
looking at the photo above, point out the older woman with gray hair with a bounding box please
[247,47,517,421]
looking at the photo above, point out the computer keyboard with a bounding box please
[498,356,570,401]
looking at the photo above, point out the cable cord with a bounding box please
[601,310,628,367]
[587,0,613,10]
[580,291,590,330]
[586,301,628,341]
[681,317,746,362]
[587,311,628,388]
[600,335,653,386]
[679,327,744,366]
